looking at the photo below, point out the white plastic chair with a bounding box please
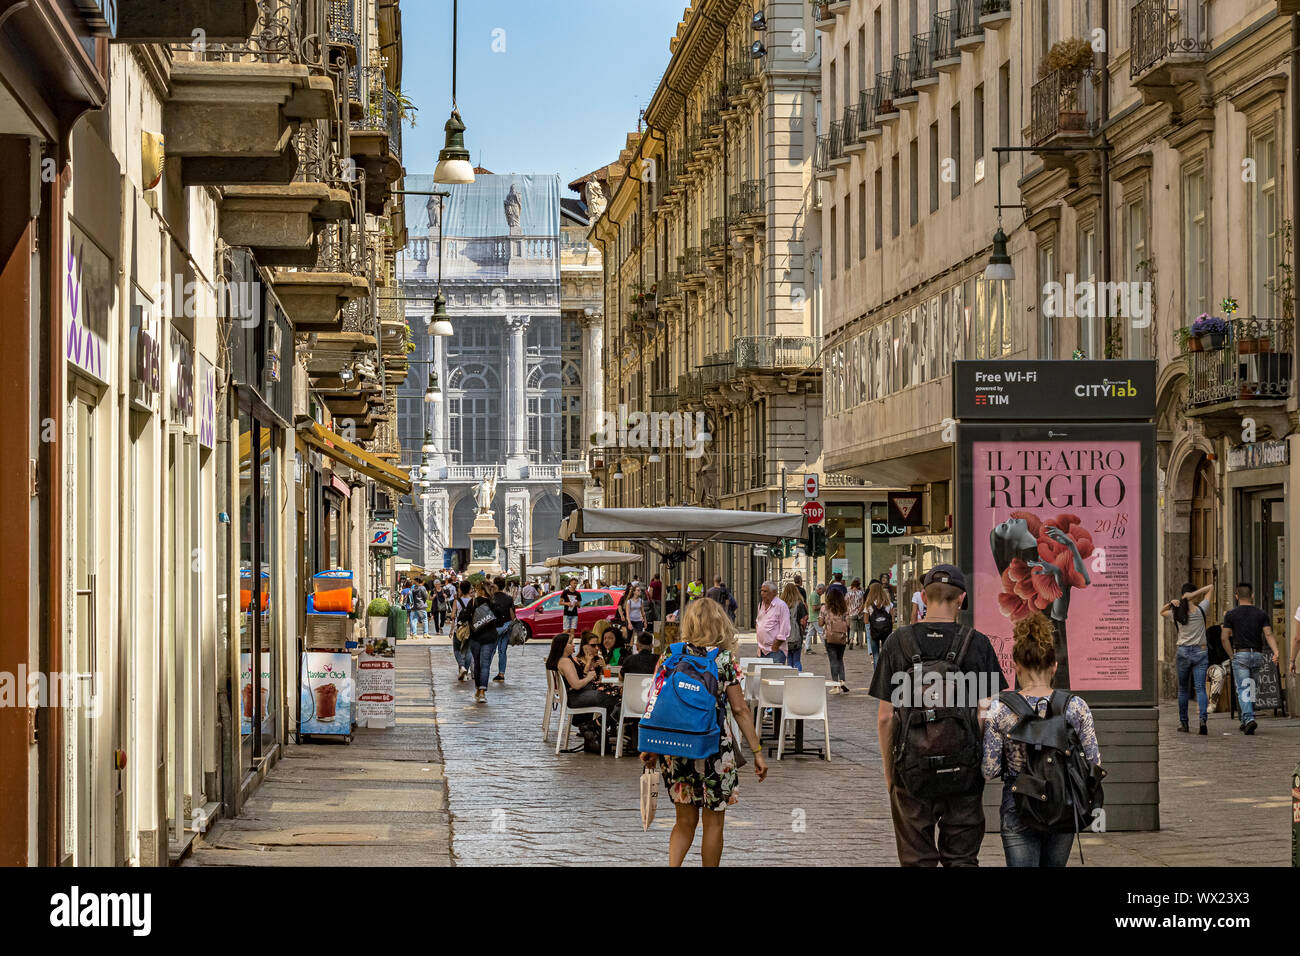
[744,663,794,703]
[615,674,654,758]
[777,675,831,761]
[753,667,797,735]
[554,678,608,756]
[542,669,563,742]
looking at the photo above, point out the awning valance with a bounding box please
[298,422,412,496]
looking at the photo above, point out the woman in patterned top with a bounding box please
[846,578,866,649]
[982,612,1102,867]
[641,597,768,867]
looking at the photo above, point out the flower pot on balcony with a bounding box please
[1197,333,1225,351]
[1058,109,1087,132]
[1254,337,1273,353]
[1239,385,1258,399]
[1238,339,1258,355]
[1186,338,1203,352]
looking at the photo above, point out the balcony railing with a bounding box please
[858,86,883,131]
[327,0,360,48]
[681,247,703,276]
[173,0,314,64]
[1030,68,1100,145]
[706,216,728,251]
[739,179,765,218]
[829,120,845,161]
[658,272,681,299]
[678,372,704,403]
[892,53,916,98]
[912,33,938,82]
[1186,318,1293,407]
[951,0,982,40]
[842,106,860,147]
[728,55,755,90]
[651,391,680,413]
[931,13,957,60]
[877,70,898,112]
[700,352,736,387]
[1131,0,1211,79]
[814,133,832,173]
[734,336,822,372]
[351,66,403,161]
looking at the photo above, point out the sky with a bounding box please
[398,0,688,194]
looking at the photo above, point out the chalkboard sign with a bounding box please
[1249,660,1284,713]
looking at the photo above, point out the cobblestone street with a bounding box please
[430,638,1300,867]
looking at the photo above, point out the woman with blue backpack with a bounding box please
[639,598,767,867]
[982,612,1104,867]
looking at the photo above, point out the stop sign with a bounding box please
[802,500,824,524]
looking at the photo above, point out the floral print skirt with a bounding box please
[660,729,739,811]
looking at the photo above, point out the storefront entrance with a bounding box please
[239,409,281,771]
[1235,487,1287,635]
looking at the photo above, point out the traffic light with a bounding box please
[807,526,827,557]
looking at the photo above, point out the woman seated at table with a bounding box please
[596,619,628,667]
[550,630,620,739]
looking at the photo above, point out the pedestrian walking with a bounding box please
[780,582,808,672]
[625,584,647,636]
[865,581,894,669]
[805,582,825,654]
[982,612,1103,867]
[706,576,738,620]
[451,581,474,681]
[755,580,789,664]
[847,578,866,649]
[490,575,515,683]
[561,578,582,636]
[907,577,927,624]
[430,582,447,635]
[687,576,704,602]
[1220,582,1281,735]
[827,571,847,599]
[465,581,500,703]
[1161,582,1213,734]
[649,573,663,605]
[409,576,430,637]
[870,564,1007,867]
[520,578,539,605]
[640,598,767,867]
[792,573,808,602]
[400,578,414,634]
[820,586,850,693]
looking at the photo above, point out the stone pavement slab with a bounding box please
[186,644,452,867]
[434,637,1300,866]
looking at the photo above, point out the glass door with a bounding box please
[1236,488,1287,632]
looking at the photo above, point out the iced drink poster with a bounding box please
[300,652,354,735]
[970,439,1142,691]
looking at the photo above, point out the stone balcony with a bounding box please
[1129,0,1211,119]
[1184,317,1294,439]
[115,0,259,42]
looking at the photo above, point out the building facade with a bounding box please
[816,0,1297,711]
[397,173,568,574]
[590,0,882,620]
[0,0,410,867]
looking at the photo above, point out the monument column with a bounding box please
[505,314,530,470]
[422,488,449,571]
[504,488,531,578]
[427,333,447,469]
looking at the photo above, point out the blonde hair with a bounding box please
[780,582,802,607]
[866,581,886,607]
[680,596,739,656]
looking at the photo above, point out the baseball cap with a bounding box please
[922,564,967,592]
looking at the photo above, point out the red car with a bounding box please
[515,588,623,641]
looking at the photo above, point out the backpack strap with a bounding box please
[1048,688,1072,719]
[952,626,976,669]
[998,690,1036,718]
[895,625,922,665]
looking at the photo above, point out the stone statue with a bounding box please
[507,503,523,547]
[426,193,442,235]
[504,183,522,234]
[473,473,498,515]
[584,177,606,221]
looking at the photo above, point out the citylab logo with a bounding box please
[1041,273,1152,330]
[1075,378,1140,399]
[49,886,151,936]
[592,404,709,459]
[0,667,101,717]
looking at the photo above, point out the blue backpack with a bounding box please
[637,643,725,759]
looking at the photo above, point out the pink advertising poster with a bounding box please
[971,440,1142,691]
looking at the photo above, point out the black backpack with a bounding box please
[891,626,983,801]
[998,689,1106,847]
[868,605,894,640]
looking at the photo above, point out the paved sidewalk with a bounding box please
[186,644,452,867]
[433,637,1300,866]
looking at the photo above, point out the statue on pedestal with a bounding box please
[473,473,498,515]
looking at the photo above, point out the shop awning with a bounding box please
[298,422,412,496]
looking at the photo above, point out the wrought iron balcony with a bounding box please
[681,247,703,276]
[172,0,314,65]
[700,352,736,388]
[658,271,681,300]
[678,371,704,404]
[912,32,938,83]
[951,0,983,42]
[892,53,917,99]
[738,179,765,219]
[1130,0,1211,81]
[351,67,403,162]
[841,106,861,148]
[876,70,898,113]
[829,120,845,161]
[1186,318,1293,408]
[728,55,755,91]
[815,133,833,174]
[327,0,360,49]
[651,391,680,413]
[1030,68,1100,146]
[980,0,1012,20]
[858,86,883,133]
[706,216,728,251]
[931,13,958,62]
[733,336,821,373]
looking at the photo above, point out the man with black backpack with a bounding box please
[869,565,1006,867]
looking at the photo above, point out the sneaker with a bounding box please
[493,674,505,682]
[475,688,486,703]
[827,685,841,695]
[457,668,467,682]
[1198,721,1207,735]
[1177,722,1189,733]
[840,683,850,695]
[1244,719,1257,735]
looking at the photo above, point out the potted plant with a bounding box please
[367,597,391,639]
[811,0,831,21]
[1039,39,1094,131]
[1191,314,1228,350]
[1175,325,1200,353]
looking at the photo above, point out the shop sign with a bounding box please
[357,644,397,729]
[198,356,216,449]
[129,302,160,412]
[238,652,273,737]
[888,491,922,527]
[1227,440,1289,472]
[169,327,194,428]
[954,360,1157,421]
[299,652,353,736]
[64,227,112,386]
[871,520,907,539]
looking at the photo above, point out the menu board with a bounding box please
[357,642,397,728]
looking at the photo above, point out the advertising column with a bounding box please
[954,360,1158,831]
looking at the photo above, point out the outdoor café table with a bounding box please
[759,678,837,759]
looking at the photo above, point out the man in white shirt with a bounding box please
[755,580,790,664]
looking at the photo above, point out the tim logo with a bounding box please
[974,394,1009,406]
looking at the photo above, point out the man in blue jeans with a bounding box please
[489,576,516,682]
[1220,582,1281,735]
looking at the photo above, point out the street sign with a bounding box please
[804,473,820,498]
[802,500,824,524]
[888,491,922,527]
